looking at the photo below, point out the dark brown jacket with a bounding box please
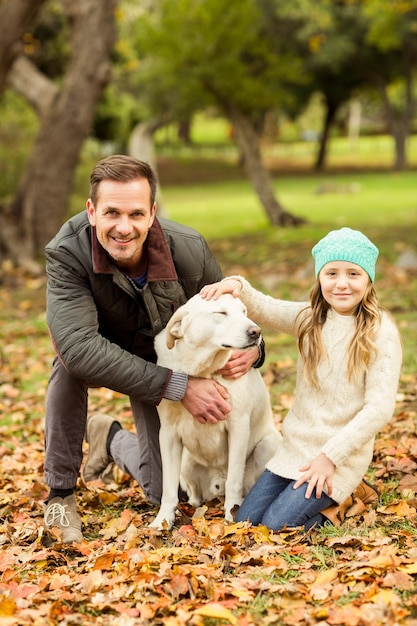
[45,212,223,404]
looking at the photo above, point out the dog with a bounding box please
[149,293,281,530]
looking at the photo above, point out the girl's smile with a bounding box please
[319,261,370,315]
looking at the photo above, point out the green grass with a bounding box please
[162,170,417,241]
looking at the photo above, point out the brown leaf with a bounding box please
[398,474,417,492]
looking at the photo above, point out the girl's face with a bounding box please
[319,261,370,315]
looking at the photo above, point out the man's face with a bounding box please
[87,178,156,276]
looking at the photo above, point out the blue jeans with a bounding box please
[235,469,336,531]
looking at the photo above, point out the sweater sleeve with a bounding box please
[230,276,308,336]
[321,313,403,466]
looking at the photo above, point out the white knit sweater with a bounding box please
[237,277,403,504]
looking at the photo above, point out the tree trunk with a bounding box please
[0,0,46,98]
[315,98,338,171]
[128,117,171,217]
[0,0,116,268]
[178,118,192,144]
[392,125,407,170]
[378,72,414,171]
[227,107,303,226]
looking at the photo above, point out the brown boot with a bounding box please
[321,495,354,526]
[321,479,379,526]
[353,479,379,505]
[82,413,119,484]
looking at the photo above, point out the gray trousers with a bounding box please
[44,357,162,505]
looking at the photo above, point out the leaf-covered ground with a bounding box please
[1,243,417,626]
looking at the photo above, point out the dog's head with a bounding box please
[164,293,261,352]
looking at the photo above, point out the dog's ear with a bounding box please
[165,308,189,349]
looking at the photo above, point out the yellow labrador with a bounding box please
[150,293,280,530]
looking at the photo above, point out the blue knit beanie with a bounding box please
[312,227,379,282]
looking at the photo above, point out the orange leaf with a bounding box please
[167,573,190,600]
[382,570,415,590]
[93,552,116,571]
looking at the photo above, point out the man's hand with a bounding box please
[293,453,336,499]
[216,346,260,379]
[182,377,231,425]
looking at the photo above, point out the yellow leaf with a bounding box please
[98,492,119,505]
[0,597,16,617]
[230,588,255,602]
[378,500,415,517]
[370,589,400,606]
[313,568,338,585]
[399,562,417,574]
[194,603,237,624]
[366,546,400,569]
[99,509,132,539]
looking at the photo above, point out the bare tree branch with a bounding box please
[7,55,58,116]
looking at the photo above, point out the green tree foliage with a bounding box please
[363,0,417,168]
[273,0,417,169]
[27,0,69,77]
[125,0,307,225]
[0,92,38,201]
[132,0,305,123]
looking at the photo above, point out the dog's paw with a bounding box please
[224,503,241,523]
[224,498,243,523]
[149,511,175,531]
[188,495,203,508]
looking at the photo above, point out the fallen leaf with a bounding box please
[194,603,237,624]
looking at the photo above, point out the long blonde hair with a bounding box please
[297,281,381,388]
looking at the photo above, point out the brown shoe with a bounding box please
[353,479,379,505]
[44,494,83,543]
[321,479,379,526]
[82,413,119,483]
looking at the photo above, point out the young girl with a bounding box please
[200,228,402,531]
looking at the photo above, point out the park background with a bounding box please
[1,1,417,625]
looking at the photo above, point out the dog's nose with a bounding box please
[247,325,261,341]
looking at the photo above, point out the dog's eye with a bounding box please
[215,311,228,316]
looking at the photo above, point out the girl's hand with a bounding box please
[294,453,336,499]
[200,278,242,301]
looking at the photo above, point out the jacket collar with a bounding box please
[91,217,178,281]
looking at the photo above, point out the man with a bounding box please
[43,155,263,542]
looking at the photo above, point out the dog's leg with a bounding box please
[180,449,204,506]
[243,431,281,495]
[224,420,251,522]
[149,423,182,530]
